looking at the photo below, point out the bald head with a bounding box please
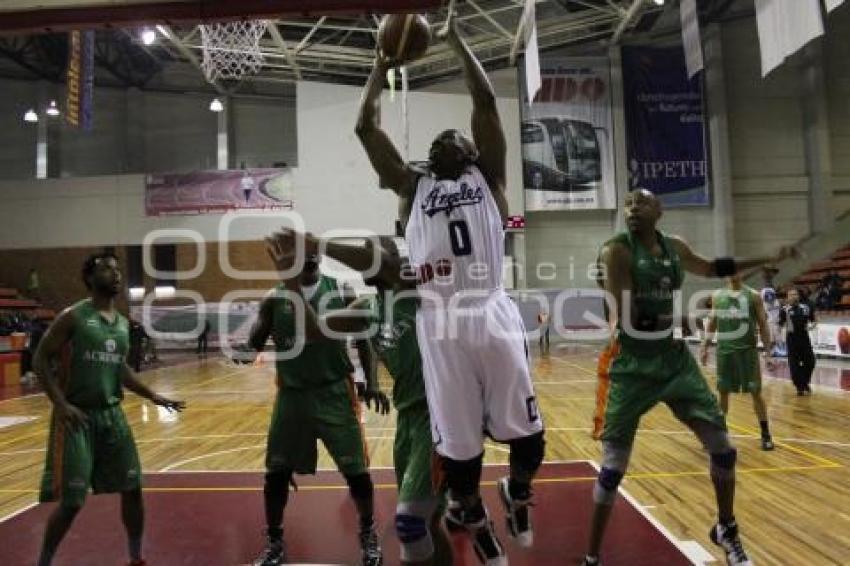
[429,129,479,180]
[624,189,662,234]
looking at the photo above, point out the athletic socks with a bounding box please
[759,420,770,438]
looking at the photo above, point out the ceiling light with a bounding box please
[209,98,224,113]
[652,0,665,5]
[46,100,60,117]
[23,109,38,123]
[141,28,156,45]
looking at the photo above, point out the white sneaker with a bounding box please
[710,521,753,566]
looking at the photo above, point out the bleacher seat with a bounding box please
[0,288,18,299]
[790,242,850,310]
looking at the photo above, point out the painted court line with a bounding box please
[585,460,708,565]
[0,502,37,525]
[726,421,842,468]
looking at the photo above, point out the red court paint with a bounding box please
[0,463,693,565]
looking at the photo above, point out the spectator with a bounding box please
[828,269,844,307]
[537,308,550,354]
[129,319,145,373]
[26,268,40,301]
[197,319,211,358]
[815,285,832,311]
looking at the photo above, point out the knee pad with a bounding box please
[509,431,545,478]
[711,448,737,480]
[344,473,374,501]
[395,504,435,562]
[592,467,624,506]
[598,466,624,491]
[442,453,484,498]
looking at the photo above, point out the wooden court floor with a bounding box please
[1,344,848,565]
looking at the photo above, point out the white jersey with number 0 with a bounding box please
[405,165,505,301]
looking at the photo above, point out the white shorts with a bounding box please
[416,291,544,461]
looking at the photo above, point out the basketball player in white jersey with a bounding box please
[356,14,544,565]
[760,286,784,356]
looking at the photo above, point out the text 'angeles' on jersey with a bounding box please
[405,165,505,301]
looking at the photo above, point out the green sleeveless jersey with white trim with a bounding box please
[271,275,353,389]
[62,299,129,409]
[604,231,684,354]
[713,286,759,353]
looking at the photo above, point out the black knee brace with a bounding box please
[442,453,484,499]
[598,467,624,491]
[344,472,374,501]
[509,431,545,478]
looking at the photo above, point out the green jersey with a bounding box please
[713,287,759,353]
[271,275,353,389]
[62,299,129,409]
[605,231,684,355]
[370,294,426,412]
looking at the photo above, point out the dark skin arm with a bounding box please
[120,364,185,411]
[599,242,633,331]
[668,236,798,278]
[248,295,274,353]
[34,308,88,429]
[355,53,418,225]
[753,292,774,354]
[700,293,719,366]
[440,16,508,219]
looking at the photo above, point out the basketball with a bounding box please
[838,327,850,354]
[378,14,431,63]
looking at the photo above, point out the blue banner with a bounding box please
[65,30,94,131]
[622,46,708,207]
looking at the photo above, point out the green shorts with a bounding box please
[266,379,368,476]
[394,401,436,504]
[716,349,761,393]
[602,340,726,446]
[40,404,142,508]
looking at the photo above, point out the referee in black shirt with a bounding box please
[778,288,817,395]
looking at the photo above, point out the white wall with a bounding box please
[722,18,812,258]
[0,81,527,249]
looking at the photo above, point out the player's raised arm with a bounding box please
[355,55,418,198]
[669,236,799,279]
[441,16,506,195]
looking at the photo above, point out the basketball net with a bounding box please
[199,20,270,83]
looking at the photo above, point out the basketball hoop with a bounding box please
[199,20,270,83]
